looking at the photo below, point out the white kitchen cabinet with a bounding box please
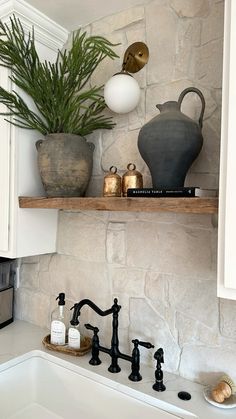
[0,0,69,258]
[218,0,236,299]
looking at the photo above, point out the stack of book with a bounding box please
[127,187,218,198]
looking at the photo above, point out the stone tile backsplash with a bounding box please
[16,211,236,385]
[15,0,236,386]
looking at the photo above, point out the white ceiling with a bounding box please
[26,0,151,31]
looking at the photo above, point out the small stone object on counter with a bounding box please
[211,375,236,403]
[103,166,121,197]
[122,163,143,197]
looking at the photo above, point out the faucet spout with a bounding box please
[70,298,121,325]
[71,297,153,380]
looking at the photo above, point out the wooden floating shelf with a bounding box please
[19,196,218,214]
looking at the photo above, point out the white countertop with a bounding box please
[0,320,234,419]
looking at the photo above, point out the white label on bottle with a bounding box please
[51,320,66,345]
[68,327,81,349]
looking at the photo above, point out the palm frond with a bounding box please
[0,16,119,136]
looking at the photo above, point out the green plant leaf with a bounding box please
[0,16,119,136]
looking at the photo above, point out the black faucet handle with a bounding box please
[139,340,154,349]
[84,323,101,366]
[132,339,154,349]
[85,323,99,333]
[129,339,154,382]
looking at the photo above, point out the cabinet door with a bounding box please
[218,0,236,299]
[0,66,11,252]
[0,2,68,258]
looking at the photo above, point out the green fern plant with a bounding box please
[0,16,118,136]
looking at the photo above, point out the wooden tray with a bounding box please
[42,334,92,357]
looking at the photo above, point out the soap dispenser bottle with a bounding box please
[50,293,69,346]
[68,306,81,349]
[68,319,81,349]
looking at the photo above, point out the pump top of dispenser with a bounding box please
[56,293,65,305]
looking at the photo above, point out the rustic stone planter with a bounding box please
[36,133,94,197]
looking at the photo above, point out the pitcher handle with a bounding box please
[178,87,205,130]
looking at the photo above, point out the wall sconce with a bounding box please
[104,42,149,114]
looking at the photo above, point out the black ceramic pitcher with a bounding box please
[138,87,205,188]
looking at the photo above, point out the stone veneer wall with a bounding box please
[15,0,236,386]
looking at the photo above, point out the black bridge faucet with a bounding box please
[70,298,154,381]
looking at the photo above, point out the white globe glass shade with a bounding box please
[104,73,140,114]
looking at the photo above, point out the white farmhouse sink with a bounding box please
[0,350,196,419]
